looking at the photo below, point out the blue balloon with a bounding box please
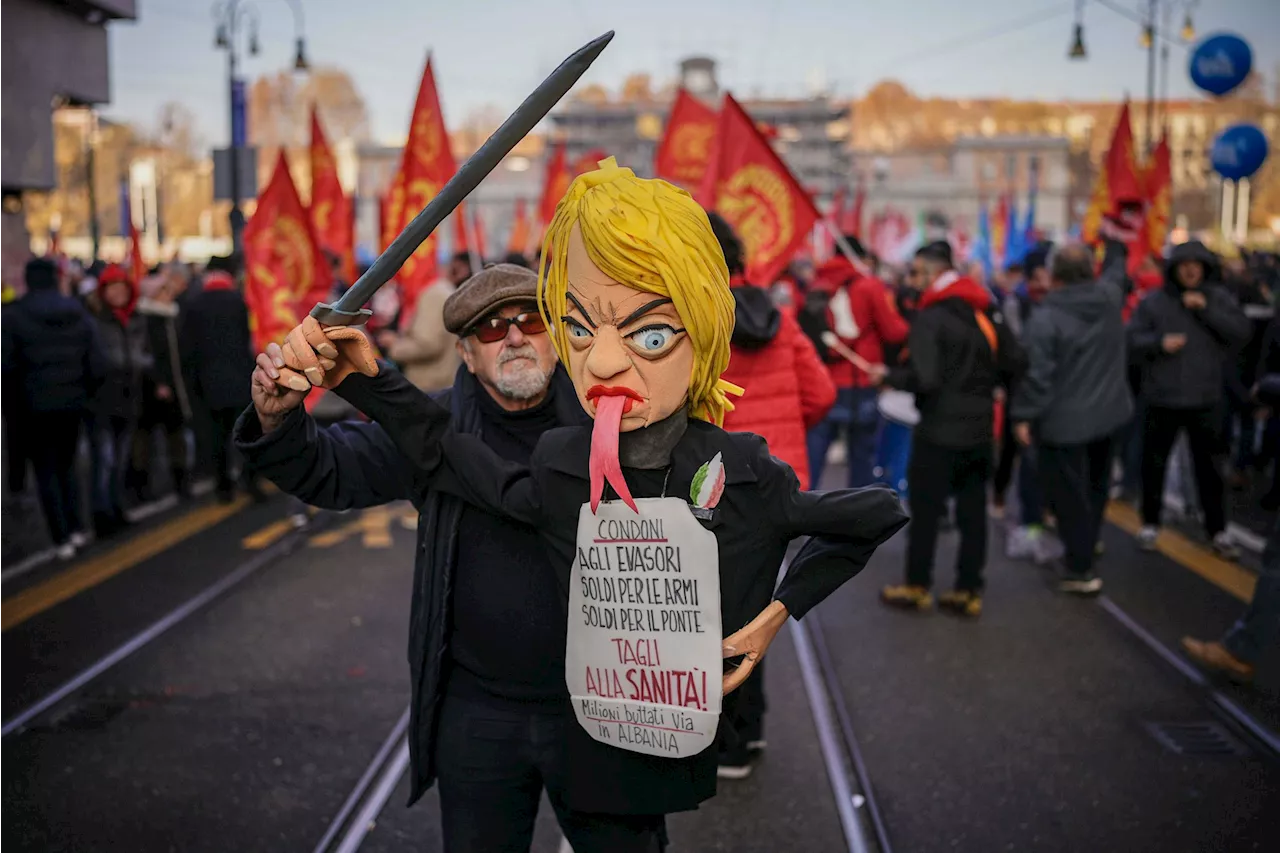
[1189,33,1252,97]
[1210,124,1269,181]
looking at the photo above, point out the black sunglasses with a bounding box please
[468,311,547,343]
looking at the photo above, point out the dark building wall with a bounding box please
[1,0,135,193]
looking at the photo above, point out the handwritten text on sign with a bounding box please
[566,498,722,758]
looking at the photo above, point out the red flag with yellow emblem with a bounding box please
[309,107,355,282]
[654,88,718,188]
[243,151,328,353]
[382,55,457,310]
[1082,102,1143,243]
[700,93,819,285]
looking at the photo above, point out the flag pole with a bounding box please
[459,208,482,273]
[818,216,874,277]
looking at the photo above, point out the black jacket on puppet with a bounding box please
[326,366,906,816]
[1128,241,1251,410]
[2,285,105,414]
[181,279,254,412]
[234,365,589,807]
[1010,246,1134,445]
[886,274,1025,448]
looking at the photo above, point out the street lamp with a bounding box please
[1068,0,1087,60]
[212,0,309,269]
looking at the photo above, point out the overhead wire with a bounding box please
[872,2,1076,71]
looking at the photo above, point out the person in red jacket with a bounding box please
[712,215,836,491]
[805,237,910,488]
[707,213,836,780]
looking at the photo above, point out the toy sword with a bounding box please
[311,30,615,326]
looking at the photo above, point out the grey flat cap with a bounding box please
[442,263,539,334]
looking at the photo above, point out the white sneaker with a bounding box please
[1032,532,1065,566]
[69,531,90,549]
[55,542,76,561]
[1137,525,1159,551]
[1005,525,1039,560]
[1212,532,1241,562]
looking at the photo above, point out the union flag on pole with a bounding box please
[1142,133,1172,257]
[244,151,328,353]
[383,55,457,310]
[654,88,718,188]
[309,107,355,283]
[1081,102,1143,243]
[701,93,819,285]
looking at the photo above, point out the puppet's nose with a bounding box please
[585,326,631,379]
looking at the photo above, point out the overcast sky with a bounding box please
[106,0,1278,145]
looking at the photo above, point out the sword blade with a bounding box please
[311,30,615,325]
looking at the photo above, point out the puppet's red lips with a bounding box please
[586,384,643,414]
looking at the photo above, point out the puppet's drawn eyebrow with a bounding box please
[617,298,674,329]
[564,292,598,329]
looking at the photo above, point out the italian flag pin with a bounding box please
[690,452,725,509]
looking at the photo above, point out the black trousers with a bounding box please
[207,407,242,491]
[906,437,991,592]
[1141,405,1225,536]
[29,412,85,545]
[1039,433,1117,578]
[435,689,666,853]
[1,389,25,491]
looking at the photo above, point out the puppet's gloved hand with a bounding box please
[721,600,789,695]
[274,316,379,391]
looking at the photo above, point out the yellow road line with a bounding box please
[308,517,363,548]
[1105,502,1256,603]
[242,518,297,550]
[2,497,250,631]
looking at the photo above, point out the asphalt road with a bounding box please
[3,484,1278,852]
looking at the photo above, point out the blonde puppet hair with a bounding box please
[537,157,742,426]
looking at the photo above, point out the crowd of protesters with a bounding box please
[2,255,260,560]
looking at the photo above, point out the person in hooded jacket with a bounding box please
[878,241,1025,617]
[803,235,909,489]
[709,212,836,779]
[88,263,153,534]
[1128,240,1251,557]
[2,257,105,558]
[1011,243,1133,595]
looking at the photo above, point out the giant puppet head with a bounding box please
[536,158,742,509]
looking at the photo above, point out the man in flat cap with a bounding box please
[236,265,668,851]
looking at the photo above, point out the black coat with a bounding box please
[333,366,907,815]
[235,365,588,807]
[136,298,192,419]
[1128,241,1252,410]
[886,280,1025,449]
[181,287,254,412]
[2,288,105,414]
[90,306,153,421]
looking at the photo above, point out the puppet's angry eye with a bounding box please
[626,324,683,357]
[563,317,592,339]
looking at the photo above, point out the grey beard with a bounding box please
[493,347,552,400]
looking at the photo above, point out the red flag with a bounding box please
[507,198,530,256]
[570,148,609,178]
[700,93,820,285]
[538,141,570,236]
[243,152,328,353]
[128,221,146,286]
[383,55,457,310]
[654,88,718,187]
[452,201,470,254]
[309,107,355,282]
[1143,133,1172,257]
[1082,102,1143,243]
[472,208,488,261]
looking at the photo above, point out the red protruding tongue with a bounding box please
[589,395,638,513]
